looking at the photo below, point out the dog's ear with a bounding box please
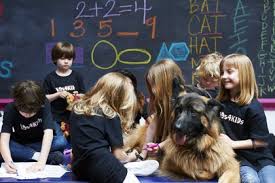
[207,99,224,114]
[172,76,184,106]
[206,99,225,134]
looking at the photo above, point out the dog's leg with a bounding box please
[217,158,240,183]
[160,157,185,179]
[195,170,215,180]
[123,124,147,152]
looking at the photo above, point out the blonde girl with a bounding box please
[70,72,157,183]
[218,53,275,183]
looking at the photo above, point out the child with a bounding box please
[70,72,158,183]
[217,53,275,183]
[115,69,148,127]
[0,80,67,174]
[43,41,85,125]
[139,59,185,159]
[194,52,223,98]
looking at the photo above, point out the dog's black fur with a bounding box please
[171,93,223,146]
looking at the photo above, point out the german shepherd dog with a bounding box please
[161,90,240,182]
[124,79,240,182]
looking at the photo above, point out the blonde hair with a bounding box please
[195,52,223,80]
[73,72,137,131]
[217,53,258,105]
[146,59,185,142]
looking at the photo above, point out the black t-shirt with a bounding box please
[194,84,219,98]
[70,113,127,183]
[206,88,219,98]
[219,99,275,171]
[43,70,86,122]
[1,101,55,144]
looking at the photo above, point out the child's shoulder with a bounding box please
[4,102,17,114]
[44,71,57,79]
[247,98,264,112]
[71,70,82,76]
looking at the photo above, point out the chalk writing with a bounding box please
[156,43,173,61]
[91,40,151,69]
[228,0,249,54]
[156,42,189,62]
[0,60,13,79]
[188,0,225,54]
[74,0,152,24]
[169,43,189,61]
[258,0,271,97]
[51,15,156,39]
[188,0,225,84]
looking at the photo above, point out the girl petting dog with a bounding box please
[70,72,158,183]
[139,59,186,159]
[218,53,275,183]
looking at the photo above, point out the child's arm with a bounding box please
[26,129,53,172]
[139,114,157,159]
[0,133,17,173]
[220,133,267,149]
[46,91,70,102]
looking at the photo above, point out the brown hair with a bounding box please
[51,42,75,64]
[12,80,45,113]
[146,59,185,142]
[217,53,258,105]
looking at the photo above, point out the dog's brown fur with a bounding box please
[124,101,239,183]
[162,138,239,182]
[124,123,148,153]
[124,79,240,182]
[160,93,240,183]
[161,128,240,183]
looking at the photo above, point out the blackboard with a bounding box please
[0,0,274,99]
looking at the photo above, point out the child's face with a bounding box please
[221,63,240,94]
[19,111,36,118]
[199,76,219,89]
[56,58,73,71]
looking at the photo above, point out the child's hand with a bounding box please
[26,161,45,173]
[126,149,139,162]
[59,91,70,99]
[4,161,17,174]
[144,143,160,154]
[219,133,234,147]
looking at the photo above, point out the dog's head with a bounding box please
[171,92,223,148]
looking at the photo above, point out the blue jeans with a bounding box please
[9,122,67,162]
[240,165,275,183]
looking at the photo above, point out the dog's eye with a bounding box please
[191,112,197,116]
[190,109,199,116]
[175,107,182,114]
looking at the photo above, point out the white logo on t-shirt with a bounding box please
[55,85,75,92]
[220,112,244,125]
[20,118,42,130]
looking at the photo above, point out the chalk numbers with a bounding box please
[69,19,85,38]
[50,0,155,39]
[145,16,156,39]
[50,16,156,39]
[97,19,112,38]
